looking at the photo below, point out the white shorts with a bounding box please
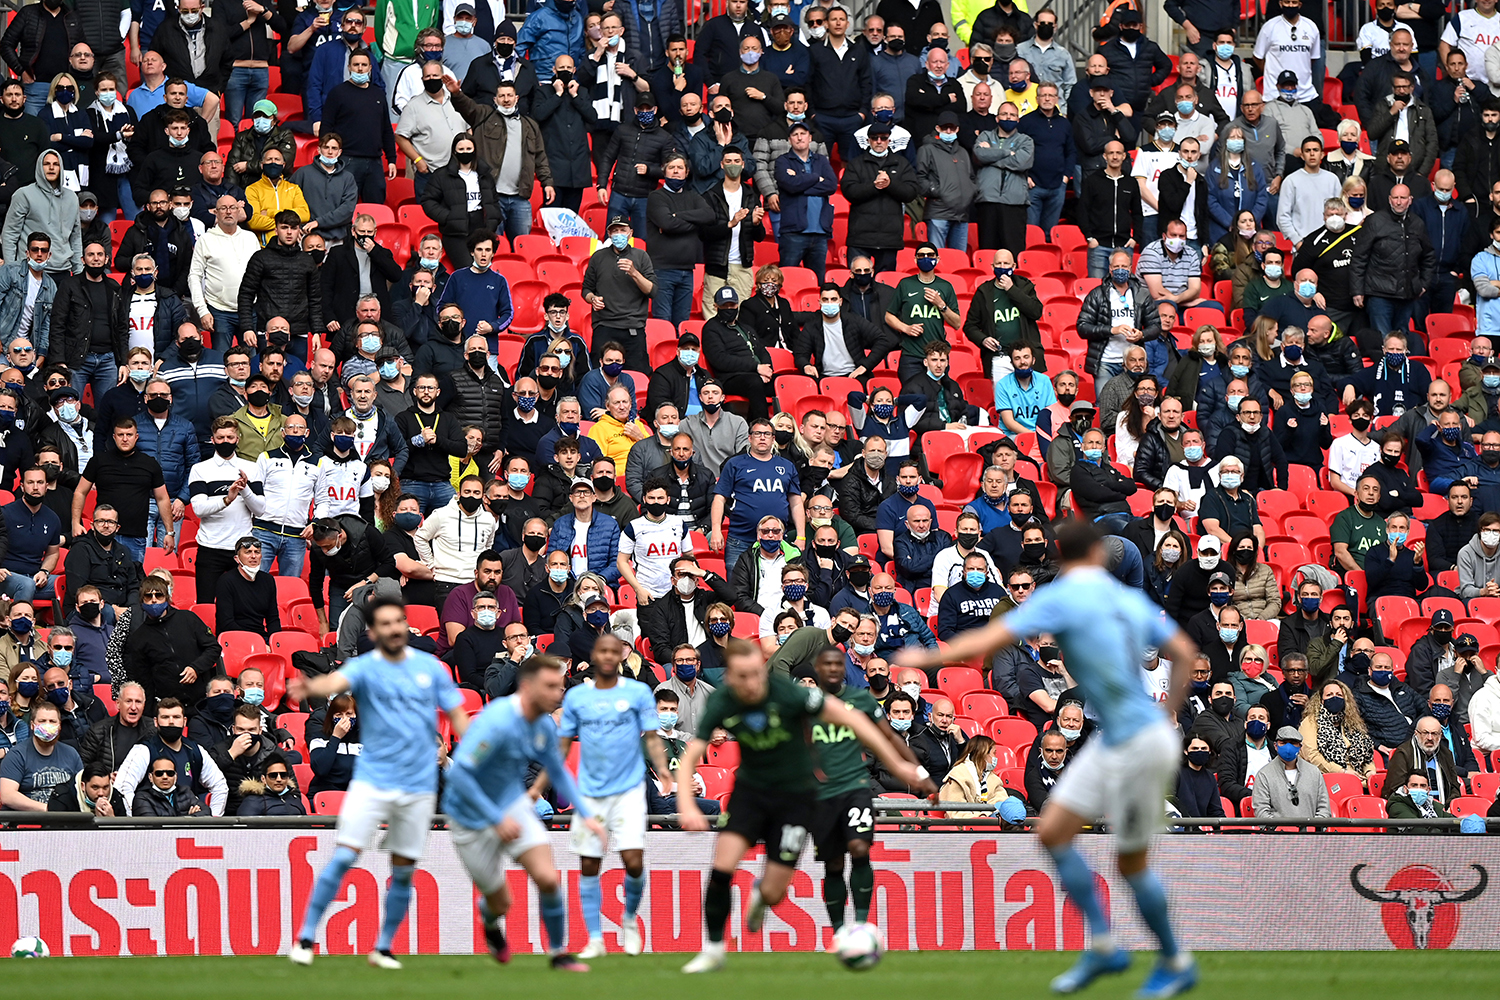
[570,783,648,858]
[451,797,552,895]
[1048,721,1179,854]
[334,780,437,860]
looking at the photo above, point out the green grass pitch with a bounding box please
[5,951,1499,998]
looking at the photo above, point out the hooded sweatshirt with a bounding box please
[1,148,83,270]
[1456,534,1500,601]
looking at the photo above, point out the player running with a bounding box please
[288,596,470,970]
[443,655,607,972]
[558,634,674,958]
[810,648,921,938]
[676,638,935,974]
[898,522,1200,998]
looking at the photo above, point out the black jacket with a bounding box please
[701,182,763,277]
[238,238,325,335]
[113,287,190,362]
[835,464,896,535]
[806,37,870,117]
[0,4,84,78]
[634,571,739,652]
[1132,419,1184,490]
[115,212,196,296]
[78,715,155,774]
[322,238,401,322]
[701,314,770,377]
[899,372,969,438]
[1454,127,1500,203]
[599,119,680,198]
[1211,423,1287,492]
[841,152,923,252]
[420,153,499,240]
[444,361,509,449]
[1350,209,1437,301]
[1351,676,1421,749]
[643,360,712,424]
[462,51,540,113]
[52,272,124,371]
[1099,34,1171,114]
[531,79,598,189]
[646,184,716,271]
[306,513,395,610]
[910,722,967,774]
[1078,168,1143,245]
[1157,165,1210,238]
[1072,103,1138,175]
[150,17,235,92]
[903,73,967,148]
[63,533,144,611]
[790,308,893,375]
[1069,456,1136,517]
[120,603,221,708]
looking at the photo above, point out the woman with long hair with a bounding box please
[308,693,360,797]
[544,334,589,394]
[1146,529,1190,606]
[1299,680,1376,777]
[1247,315,1279,363]
[42,73,92,190]
[1210,209,1260,286]
[367,458,401,531]
[1206,128,1267,244]
[1226,529,1279,619]
[1115,375,1159,470]
[1166,325,1226,410]
[938,734,1013,818]
[1341,176,1371,225]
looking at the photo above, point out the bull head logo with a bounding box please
[1350,863,1489,950]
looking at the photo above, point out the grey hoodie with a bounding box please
[1,148,82,271]
[291,158,359,242]
[1456,534,1500,600]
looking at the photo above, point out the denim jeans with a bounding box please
[816,111,865,161]
[779,230,828,280]
[652,268,695,325]
[343,156,388,204]
[115,174,139,219]
[0,570,57,603]
[724,535,752,576]
[495,193,533,241]
[607,193,649,238]
[22,81,49,116]
[1141,215,1160,244]
[1096,359,1124,382]
[254,526,307,577]
[224,66,269,129]
[208,306,242,344]
[926,217,968,251]
[1088,245,1131,279]
[146,499,182,549]
[118,536,146,564]
[1365,296,1419,336]
[413,170,432,198]
[405,479,454,514]
[74,352,119,408]
[1027,184,1067,237]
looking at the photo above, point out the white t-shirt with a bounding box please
[1442,10,1500,85]
[1132,147,1178,218]
[1253,15,1322,103]
[1355,21,1394,60]
[619,514,692,598]
[1245,741,1272,786]
[18,271,42,337]
[1328,433,1380,489]
[1140,662,1171,704]
[460,168,480,213]
[1209,60,1240,122]
[570,515,591,576]
[821,317,856,375]
[128,293,157,353]
[1102,285,1135,364]
[724,185,744,265]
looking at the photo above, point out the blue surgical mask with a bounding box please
[50,648,72,667]
[1220,472,1242,490]
[379,361,399,380]
[678,349,698,367]
[1293,391,1312,405]
[129,368,150,384]
[1264,264,1283,279]
[1226,138,1244,153]
[820,301,840,317]
[1300,596,1321,612]
[1487,374,1500,392]
[508,472,530,490]
[1156,126,1175,143]
[59,403,78,423]
[1216,43,1234,59]
[549,567,569,584]
[1409,787,1430,807]
[1219,626,1240,643]
[360,334,381,354]
[476,609,498,628]
[965,569,987,589]
[852,642,875,656]
[610,232,631,250]
[1184,445,1203,462]
[1436,189,1453,203]
[658,711,678,729]
[351,71,370,85]
[1298,281,1316,298]
[1082,447,1103,461]
[938,130,957,144]
[253,117,272,134]
[319,153,339,167]
[1276,743,1301,762]
[889,717,912,732]
[242,687,265,706]
[1209,591,1232,606]
[333,434,355,452]
[419,256,438,270]
[1176,100,1195,116]
[556,351,572,367]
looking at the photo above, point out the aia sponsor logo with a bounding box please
[1349,863,1489,949]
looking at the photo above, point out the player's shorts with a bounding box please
[723,782,816,866]
[570,782,648,858]
[335,780,437,860]
[814,788,875,861]
[1048,720,1179,854]
[451,796,552,895]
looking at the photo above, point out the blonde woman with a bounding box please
[1166,325,1226,408]
[938,735,1011,819]
[543,335,587,392]
[1231,643,1278,711]
[1299,680,1376,777]
[1341,176,1371,225]
[1247,315,1279,363]
[42,72,91,190]
[1326,120,1375,183]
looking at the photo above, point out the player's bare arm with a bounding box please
[894,618,1017,672]
[675,737,711,830]
[822,700,936,795]
[446,705,470,739]
[288,670,352,702]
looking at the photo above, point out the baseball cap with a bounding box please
[1456,632,1480,652]
[569,477,595,493]
[454,1,475,13]
[1197,535,1221,552]
[1118,8,1141,23]
[1208,570,1234,590]
[1276,70,1298,88]
[1087,74,1114,90]
[714,285,739,306]
[606,215,632,231]
[769,13,793,27]
[1432,608,1455,626]
[1389,139,1411,154]
[1276,726,1302,743]
[788,121,811,135]
[1482,359,1500,372]
[937,110,959,128]
[252,99,277,118]
[49,386,80,403]
[1068,399,1096,414]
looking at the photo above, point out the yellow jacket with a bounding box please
[587,414,650,467]
[232,403,286,460]
[954,0,1029,43]
[450,454,481,491]
[245,177,310,243]
[1000,81,1040,117]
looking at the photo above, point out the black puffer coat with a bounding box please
[1350,208,1437,301]
[238,237,325,335]
[419,135,499,239]
[840,151,923,252]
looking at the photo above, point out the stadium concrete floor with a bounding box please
[5,951,1497,997]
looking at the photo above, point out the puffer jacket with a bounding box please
[516,0,586,81]
[237,237,325,335]
[452,90,554,194]
[1350,208,1437,301]
[1352,677,1421,749]
[420,144,499,239]
[133,783,203,817]
[599,118,680,198]
[1472,244,1500,336]
[236,777,308,816]
[1,149,83,271]
[0,5,85,78]
[1077,276,1163,376]
[135,412,199,503]
[915,133,977,222]
[1231,562,1281,620]
[531,81,598,189]
[840,151,923,252]
[1131,418,1183,489]
[547,510,622,584]
[973,128,1033,205]
[446,361,509,450]
[113,286,190,361]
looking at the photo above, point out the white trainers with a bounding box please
[621,916,644,956]
[288,941,315,966]
[681,944,726,973]
[579,937,607,959]
[745,879,767,933]
[366,950,403,970]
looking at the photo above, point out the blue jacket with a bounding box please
[762,39,810,88]
[1207,159,1269,241]
[306,41,383,126]
[613,0,683,73]
[1477,246,1500,338]
[962,493,1010,534]
[547,510,622,584]
[0,262,55,356]
[774,149,838,233]
[158,348,228,444]
[871,600,938,654]
[1417,422,1479,494]
[135,411,201,503]
[870,50,921,121]
[517,0,587,81]
[577,369,637,420]
[1412,196,1469,270]
[893,527,951,594]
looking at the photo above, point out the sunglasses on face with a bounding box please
[265,770,289,779]
[152,769,176,777]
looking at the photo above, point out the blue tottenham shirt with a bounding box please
[339,647,463,793]
[558,677,658,798]
[442,694,590,829]
[1002,566,1175,747]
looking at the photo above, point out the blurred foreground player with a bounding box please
[443,656,606,972]
[288,597,470,970]
[675,638,935,973]
[899,522,1201,998]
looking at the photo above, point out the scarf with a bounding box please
[1314,705,1373,770]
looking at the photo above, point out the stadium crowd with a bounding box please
[0,0,1496,832]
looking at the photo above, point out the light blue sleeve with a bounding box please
[186,83,210,108]
[449,710,509,825]
[558,689,580,738]
[1136,592,1178,648]
[536,718,591,819]
[995,377,1019,414]
[432,658,463,712]
[1001,585,1067,641]
[633,682,657,734]
[339,658,366,698]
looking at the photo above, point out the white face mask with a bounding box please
[1324,214,1346,233]
[1198,553,1218,570]
[902,681,922,699]
[1484,531,1500,548]
[675,575,696,596]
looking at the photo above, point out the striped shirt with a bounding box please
[188,454,266,550]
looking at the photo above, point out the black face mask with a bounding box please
[717,308,738,325]
[868,673,889,693]
[1154,503,1175,522]
[157,724,183,743]
[1232,548,1255,565]
[178,338,202,361]
[459,495,483,513]
[423,77,444,93]
[261,163,283,179]
[885,38,904,53]
[555,68,573,83]
[1057,392,1077,407]
[495,41,515,58]
[146,396,171,415]
[1120,26,1141,41]
[592,475,614,494]
[214,441,237,458]
[455,148,476,164]
[814,542,840,557]
[523,533,546,552]
[84,263,107,278]
[78,601,101,620]
[848,569,871,589]
[774,429,793,447]
[468,350,489,369]
[682,112,702,125]
[1350,416,1371,432]
[642,500,668,517]
[247,389,271,408]
[1035,21,1055,40]
[1380,452,1402,467]
[712,108,733,124]
[956,531,979,549]
[1212,695,1235,717]
[441,319,462,340]
[830,623,853,644]
[537,373,560,390]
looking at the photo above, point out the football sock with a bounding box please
[849,857,874,924]
[539,888,567,954]
[1125,868,1179,959]
[623,872,645,921]
[822,866,849,930]
[298,845,359,944]
[374,864,414,954]
[1047,845,1110,945]
[477,896,500,929]
[578,874,603,939]
[705,868,734,944]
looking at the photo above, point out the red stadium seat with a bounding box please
[707,741,740,767]
[1323,773,1361,810]
[274,576,311,609]
[940,454,986,499]
[190,602,215,631]
[312,791,346,815]
[1468,772,1500,799]
[219,631,268,675]
[510,279,549,330]
[937,666,983,700]
[271,629,320,661]
[1449,796,1490,818]
[697,765,734,799]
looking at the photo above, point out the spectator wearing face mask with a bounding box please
[1173,735,1226,822]
[1406,611,1458,701]
[1251,725,1332,818]
[1457,511,1500,600]
[1386,769,1456,829]
[1351,653,1421,754]
[447,590,508,691]
[307,691,360,797]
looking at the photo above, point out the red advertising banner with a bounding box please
[1,831,1497,956]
